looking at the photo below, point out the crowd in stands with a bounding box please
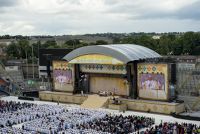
[143,122,200,134]
[0,100,200,134]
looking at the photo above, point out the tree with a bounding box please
[18,39,30,58]
[32,41,42,58]
[181,32,200,55]
[158,35,176,55]
[112,37,121,44]
[62,39,84,49]
[95,40,108,45]
[42,40,59,48]
[6,39,31,59]
[6,42,19,58]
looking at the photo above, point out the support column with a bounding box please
[74,64,80,93]
[133,61,138,99]
[126,64,133,98]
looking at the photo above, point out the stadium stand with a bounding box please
[176,69,200,96]
[0,62,22,95]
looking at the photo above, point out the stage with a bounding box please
[39,91,185,114]
[108,98,184,114]
[39,91,87,104]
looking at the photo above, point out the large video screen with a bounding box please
[52,61,74,92]
[137,63,168,100]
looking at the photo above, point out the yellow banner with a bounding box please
[137,63,167,74]
[69,54,124,65]
[52,61,70,70]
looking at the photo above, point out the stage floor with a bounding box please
[39,91,185,114]
[108,98,185,114]
[39,91,88,104]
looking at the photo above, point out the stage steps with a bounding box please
[81,94,109,109]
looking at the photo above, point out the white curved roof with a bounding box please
[63,44,161,63]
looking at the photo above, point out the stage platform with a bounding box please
[39,91,87,104]
[108,98,185,114]
[39,91,185,114]
[108,103,127,112]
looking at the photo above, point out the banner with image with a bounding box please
[137,63,169,100]
[53,61,74,92]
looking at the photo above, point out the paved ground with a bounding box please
[181,111,200,118]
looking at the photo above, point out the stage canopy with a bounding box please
[63,44,161,64]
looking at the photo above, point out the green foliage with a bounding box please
[61,39,88,49]
[42,40,59,48]
[32,41,41,58]
[118,32,200,55]
[62,39,80,49]
[6,39,31,59]
[6,42,19,58]
[18,39,30,58]
[6,39,60,59]
[0,35,11,39]
[95,40,108,45]
[4,32,200,59]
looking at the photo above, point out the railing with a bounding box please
[22,81,52,91]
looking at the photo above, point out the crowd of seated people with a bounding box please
[0,100,155,134]
[23,112,154,134]
[0,100,33,113]
[0,100,65,127]
[143,122,200,134]
[0,127,35,134]
[1,100,199,134]
[76,114,155,134]
[22,108,107,134]
[58,128,110,134]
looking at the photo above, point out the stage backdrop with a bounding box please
[137,63,169,100]
[52,61,74,92]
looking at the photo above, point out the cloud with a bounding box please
[176,1,200,20]
[0,21,35,35]
[0,0,199,35]
[104,0,200,20]
[0,0,19,7]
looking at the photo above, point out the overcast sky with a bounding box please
[0,0,200,35]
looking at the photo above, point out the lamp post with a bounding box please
[25,49,28,79]
[32,45,34,79]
